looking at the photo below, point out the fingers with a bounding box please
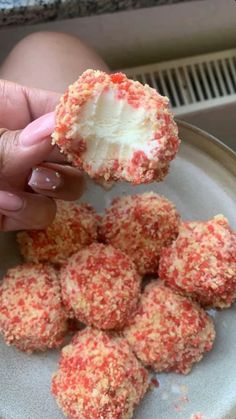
[28,163,85,201]
[0,190,56,231]
[22,84,60,120]
[0,112,55,177]
[0,80,60,129]
[46,147,68,163]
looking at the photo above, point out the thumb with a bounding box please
[0,112,55,178]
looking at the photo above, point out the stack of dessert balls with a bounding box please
[1,193,236,419]
[1,70,236,419]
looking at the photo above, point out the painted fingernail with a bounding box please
[28,167,63,191]
[0,191,23,211]
[19,112,55,147]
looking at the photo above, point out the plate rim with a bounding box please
[177,119,236,177]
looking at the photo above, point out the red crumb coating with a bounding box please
[159,215,236,309]
[0,264,68,353]
[52,70,180,185]
[60,243,141,330]
[17,200,100,266]
[51,328,149,419]
[99,192,180,275]
[123,282,215,374]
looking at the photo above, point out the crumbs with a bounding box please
[190,413,207,419]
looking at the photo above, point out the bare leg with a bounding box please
[0,31,109,92]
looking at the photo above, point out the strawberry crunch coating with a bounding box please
[159,215,236,309]
[123,282,215,374]
[51,328,149,419]
[0,264,68,353]
[17,200,99,266]
[52,70,180,185]
[99,192,180,275]
[60,243,141,330]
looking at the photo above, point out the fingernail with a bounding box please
[19,112,55,147]
[28,167,63,191]
[0,191,23,211]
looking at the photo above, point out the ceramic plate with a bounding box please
[0,121,236,419]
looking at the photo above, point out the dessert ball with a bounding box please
[0,263,68,353]
[61,243,141,329]
[51,328,149,419]
[159,215,236,308]
[52,70,180,185]
[123,282,215,374]
[17,200,99,266]
[100,192,180,274]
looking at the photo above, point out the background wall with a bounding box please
[0,0,236,69]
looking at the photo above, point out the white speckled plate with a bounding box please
[0,121,236,419]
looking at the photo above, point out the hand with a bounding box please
[0,80,85,231]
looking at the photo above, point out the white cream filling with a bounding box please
[72,89,160,171]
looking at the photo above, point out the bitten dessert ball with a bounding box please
[51,328,149,419]
[17,200,99,266]
[99,192,180,275]
[52,70,180,185]
[123,282,215,374]
[0,264,68,353]
[159,215,236,309]
[61,243,141,330]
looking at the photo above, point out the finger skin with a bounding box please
[0,193,56,231]
[29,163,85,201]
[46,147,68,164]
[0,115,69,180]
[0,80,60,129]
[0,129,54,178]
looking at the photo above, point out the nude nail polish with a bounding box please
[28,167,62,191]
[19,112,55,147]
[0,191,23,211]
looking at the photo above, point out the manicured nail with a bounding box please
[19,112,55,147]
[28,167,63,191]
[0,191,23,211]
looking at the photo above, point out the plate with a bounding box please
[0,120,236,419]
